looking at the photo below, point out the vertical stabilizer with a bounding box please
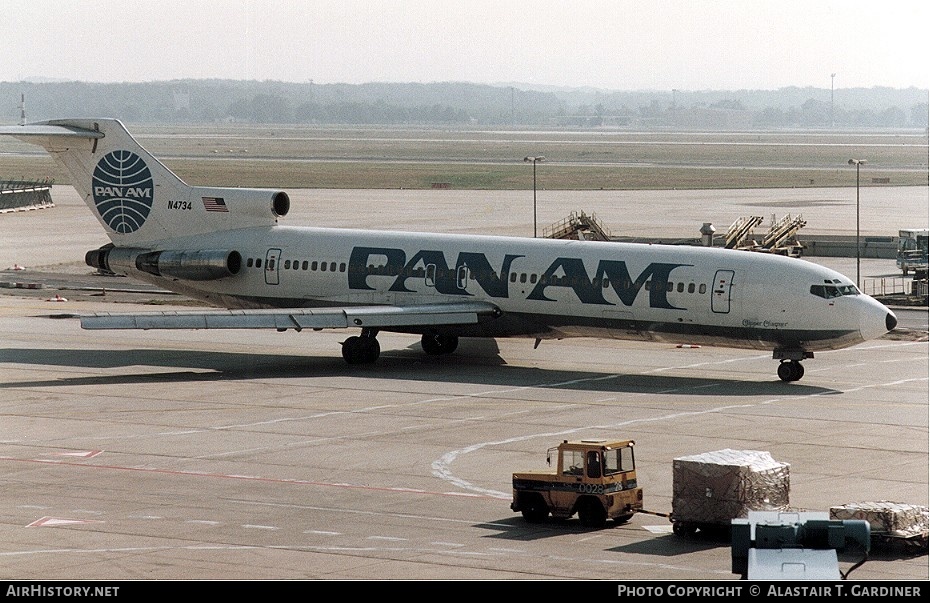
[0,119,289,247]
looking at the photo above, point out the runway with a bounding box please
[0,186,927,581]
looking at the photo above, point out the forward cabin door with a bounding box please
[711,270,735,313]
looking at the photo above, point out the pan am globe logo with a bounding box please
[91,150,155,233]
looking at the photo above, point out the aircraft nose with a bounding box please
[886,311,898,332]
[859,297,897,341]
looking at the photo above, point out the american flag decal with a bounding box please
[202,196,228,212]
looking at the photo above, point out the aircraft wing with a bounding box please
[80,301,501,331]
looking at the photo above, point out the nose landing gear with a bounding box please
[777,360,804,382]
[774,349,813,382]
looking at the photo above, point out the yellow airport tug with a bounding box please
[511,439,643,528]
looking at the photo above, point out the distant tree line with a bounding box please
[1,80,926,130]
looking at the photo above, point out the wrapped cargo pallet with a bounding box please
[830,501,929,550]
[671,449,790,535]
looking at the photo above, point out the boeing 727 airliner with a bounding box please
[0,119,897,381]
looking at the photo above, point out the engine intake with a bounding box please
[272,191,290,217]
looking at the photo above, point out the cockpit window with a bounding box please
[810,279,860,299]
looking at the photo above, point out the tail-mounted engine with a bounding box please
[86,245,242,281]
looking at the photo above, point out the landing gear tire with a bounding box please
[777,360,804,382]
[519,495,549,523]
[421,333,459,355]
[577,499,608,529]
[342,335,380,364]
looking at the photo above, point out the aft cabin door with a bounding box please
[712,270,735,313]
[265,248,281,285]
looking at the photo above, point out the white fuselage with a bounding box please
[118,224,891,353]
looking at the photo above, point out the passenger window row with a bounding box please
[506,271,708,295]
[245,257,347,273]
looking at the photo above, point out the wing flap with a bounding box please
[80,301,500,331]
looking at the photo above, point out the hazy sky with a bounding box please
[5,0,928,90]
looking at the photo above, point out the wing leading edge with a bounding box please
[80,301,501,331]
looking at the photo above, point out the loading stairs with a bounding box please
[542,211,612,241]
[725,214,806,257]
[724,215,764,249]
[761,213,806,256]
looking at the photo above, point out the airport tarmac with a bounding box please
[0,186,927,581]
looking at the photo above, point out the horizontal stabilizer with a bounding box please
[0,123,105,140]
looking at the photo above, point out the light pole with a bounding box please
[524,156,544,237]
[831,73,836,127]
[848,158,866,287]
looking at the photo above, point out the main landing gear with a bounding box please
[774,349,813,382]
[342,328,380,364]
[341,331,461,365]
[420,333,459,356]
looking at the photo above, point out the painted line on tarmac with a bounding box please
[431,348,928,498]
